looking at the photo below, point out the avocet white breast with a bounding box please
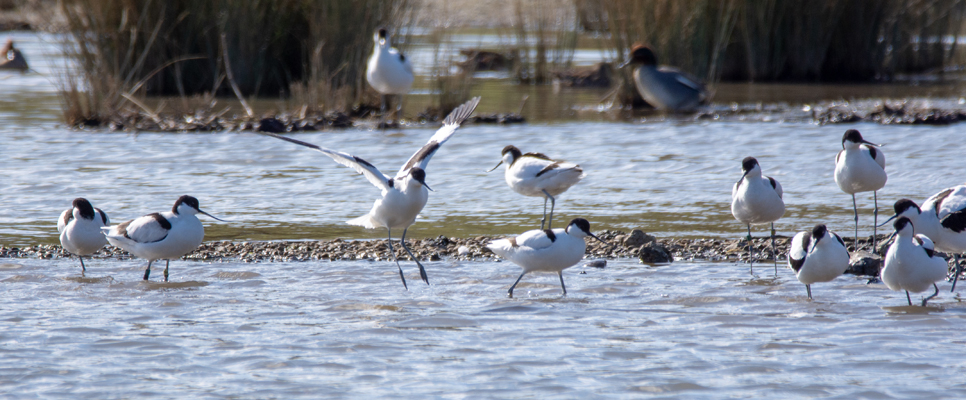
[487,218,612,298]
[881,217,947,306]
[834,129,887,251]
[57,198,109,273]
[487,145,585,229]
[620,44,707,112]
[366,27,415,120]
[103,195,224,282]
[257,97,480,290]
[731,156,785,275]
[787,224,850,300]
[884,184,966,291]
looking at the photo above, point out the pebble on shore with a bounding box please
[1,229,918,278]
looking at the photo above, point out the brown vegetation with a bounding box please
[56,0,416,126]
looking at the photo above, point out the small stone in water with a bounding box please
[458,246,470,256]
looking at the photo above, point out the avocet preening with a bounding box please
[883,184,966,291]
[731,156,785,275]
[619,44,707,112]
[787,224,850,300]
[487,145,585,230]
[57,198,109,273]
[834,129,887,251]
[487,218,612,298]
[257,97,480,289]
[366,27,414,121]
[881,216,947,306]
[103,195,225,282]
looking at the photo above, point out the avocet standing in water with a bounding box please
[257,97,480,290]
[487,145,584,229]
[57,198,110,273]
[787,224,850,300]
[834,129,887,251]
[883,184,966,291]
[731,156,785,275]
[103,195,224,282]
[488,218,612,298]
[881,216,947,306]
[366,27,414,122]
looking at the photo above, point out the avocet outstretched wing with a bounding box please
[257,132,392,192]
[396,96,480,178]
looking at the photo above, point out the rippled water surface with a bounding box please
[5,32,966,398]
[4,257,966,398]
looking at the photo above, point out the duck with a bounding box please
[620,44,707,111]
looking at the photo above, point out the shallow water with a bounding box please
[5,31,966,398]
[4,117,966,246]
[4,34,966,246]
[3,257,966,398]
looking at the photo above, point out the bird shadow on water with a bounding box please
[732,276,783,287]
[139,281,209,290]
[881,305,945,314]
[63,275,115,284]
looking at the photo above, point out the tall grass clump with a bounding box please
[599,0,966,86]
[507,0,579,84]
[58,0,416,125]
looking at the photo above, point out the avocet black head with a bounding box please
[376,27,388,44]
[487,145,522,172]
[173,195,226,221]
[566,218,613,250]
[72,197,97,220]
[410,167,432,191]
[739,156,760,180]
[894,216,914,234]
[811,224,828,240]
[880,198,921,227]
[842,129,880,148]
[894,198,921,216]
[741,156,758,173]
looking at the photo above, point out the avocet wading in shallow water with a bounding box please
[103,195,225,282]
[257,97,480,290]
[58,197,110,274]
[787,224,850,300]
[366,27,414,122]
[487,218,613,298]
[487,145,584,230]
[883,184,966,291]
[834,129,887,251]
[881,216,947,307]
[731,156,785,275]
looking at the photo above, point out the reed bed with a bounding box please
[57,0,416,125]
[599,0,966,84]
